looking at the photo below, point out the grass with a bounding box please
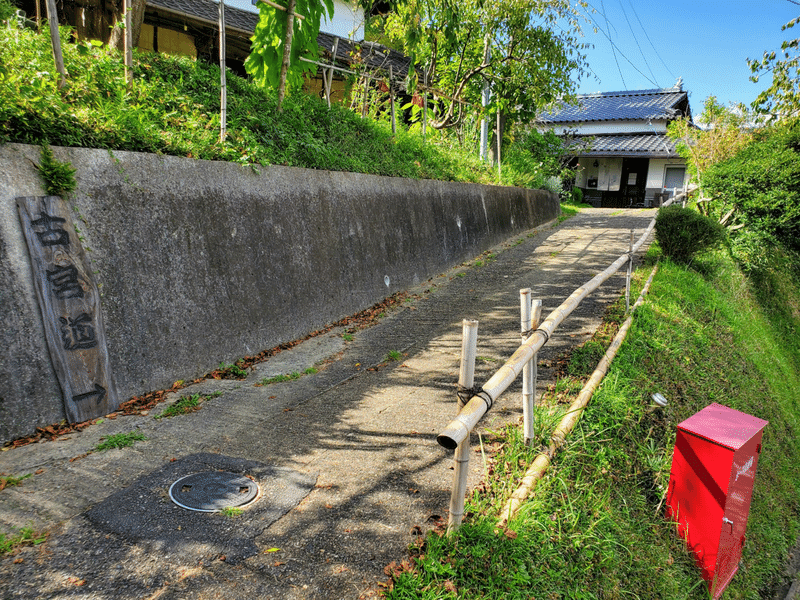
[256,367,317,386]
[94,431,146,451]
[384,248,800,599]
[0,473,31,491]
[0,22,562,191]
[0,527,47,556]
[154,391,222,419]
[384,350,403,362]
[220,507,242,518]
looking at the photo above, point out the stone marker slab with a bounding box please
[17,195,118,423]
[85,453,317,563]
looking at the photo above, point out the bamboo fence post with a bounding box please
[389,65,396,135]
[422,69,428,143]
[497,263,660,527]
[44,0,66,88]
[324,38,338,108]
[447,319,478,534]
[520,290,542,446]
[124,0,133,89]
[219,0,227,140]
[438,220,658,451]
[496,109,501,180]
[625,228,633,313]
[276,0,297,112]
[361,72,368,118]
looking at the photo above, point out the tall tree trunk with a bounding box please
[44,0,67,88]
[489,111,506,166]
[277,0,297,112]
[109,0,146,51]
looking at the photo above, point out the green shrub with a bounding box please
[654,204,725,264]
[570,186,583,204]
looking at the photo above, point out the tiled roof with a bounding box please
[540,88,689,123]
[575,133,679,158]
[148,0,258,33]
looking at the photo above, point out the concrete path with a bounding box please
[0,208,656,599]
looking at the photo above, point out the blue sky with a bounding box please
[570,0,800,115]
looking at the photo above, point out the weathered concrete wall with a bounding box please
[0,143,559,443]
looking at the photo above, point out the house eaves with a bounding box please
[574,133,680,159]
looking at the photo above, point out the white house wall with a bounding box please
[550,120,668,136]
[646,159,688,189]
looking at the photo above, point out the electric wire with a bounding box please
[599,0,626,89]
[627,0,677,81]
[619,0,659,87]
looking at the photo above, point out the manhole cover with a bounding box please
[169,471,259,512]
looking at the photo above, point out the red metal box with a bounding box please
[666,403,767,598]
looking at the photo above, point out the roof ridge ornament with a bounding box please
[673,76,683,91]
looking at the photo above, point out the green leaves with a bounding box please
[245,0,334,93]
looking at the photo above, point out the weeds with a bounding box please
[0,527,47,556]
[220,507,242,517]
[384,350,403,362]
[0,473,31,492]
[94,431,146,451]
[215,361,248,379]
[35,144,77,197]
[256,367,317,386]
[155,391,222,419]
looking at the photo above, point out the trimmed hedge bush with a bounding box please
[654,205,725,264]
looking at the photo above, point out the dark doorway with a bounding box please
[620,158,648,206]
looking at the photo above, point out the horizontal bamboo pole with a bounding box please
[496,263,659,527]
[258,0,305,19]
[437,225,654,450]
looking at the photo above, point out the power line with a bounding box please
[627,0,677,81]
[619,0,659,87]
[579,2,660,88]
[599,0,626,89]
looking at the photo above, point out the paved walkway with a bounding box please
[0,208,656,599]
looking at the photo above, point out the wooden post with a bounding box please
[44,0,67,88]
[219,0,227,140]
[521,290,542,446]
[276,0,297,112]
[361,73,368,118]
[124,0,133,90]
[625,229,633,313]
[389,64,396,135]
[448,319,478,533]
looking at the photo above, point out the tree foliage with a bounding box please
[666,96,752,192]
[702,124,800,254]
[245,0,334,94]
[376,0,590,130]
[749,15,800,120]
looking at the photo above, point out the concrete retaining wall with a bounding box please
[0,143,559,443]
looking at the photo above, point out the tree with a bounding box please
[245,0,334,107]
[666,96,752,214]
[376,0,589,132]
[748,15,800,121]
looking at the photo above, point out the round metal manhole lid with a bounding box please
[168,471,259,512]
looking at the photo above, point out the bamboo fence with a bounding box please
[439,195,681,532]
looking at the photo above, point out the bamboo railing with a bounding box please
[439,195,681,532]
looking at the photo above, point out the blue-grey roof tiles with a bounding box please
[575,133,679,158]
[541,88,690,123]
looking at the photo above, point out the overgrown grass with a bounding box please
[0,24,554,189]
[386,249,800,599]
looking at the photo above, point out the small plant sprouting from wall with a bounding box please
[35,144,77,197]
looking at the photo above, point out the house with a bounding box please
[539,81,692,208]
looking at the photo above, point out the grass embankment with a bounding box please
[385,249,800,599]
[0,23,552,189]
